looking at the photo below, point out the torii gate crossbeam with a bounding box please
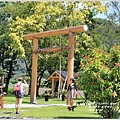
[24,25,88,40]
[34,46,69,53]
[23,25,88,104]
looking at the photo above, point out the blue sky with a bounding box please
[95,13,107,19]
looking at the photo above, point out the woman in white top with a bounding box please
[14,77,28,114]
[67,78,77,107]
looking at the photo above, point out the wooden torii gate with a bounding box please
[23,25,88,104]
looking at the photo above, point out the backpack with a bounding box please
[14,83,22,97]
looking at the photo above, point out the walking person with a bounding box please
[14,77,28,114]
[67,78,77,107]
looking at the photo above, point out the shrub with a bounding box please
[78,45,120,118]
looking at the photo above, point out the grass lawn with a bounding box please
[2,105,101,119]
[1,95,120,119]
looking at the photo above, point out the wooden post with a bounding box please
[52,78,54,96]
[30,37,38,103]
[0,95,4,109]
[60,80,63,90]
[0,85,4,109]
[67,32,75,105]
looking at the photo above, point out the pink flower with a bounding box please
[112,46,114,48]
[96,72,99,74]
[101,88,104,91]
[90,82,95,84]
[88,60,92,64]
[84,56,88,59]
[108,86,112,89]
[112,92,115,96]
[112,62,114,64]
[115,63,120,67]
[100,66,102,68]
[98,50,101,54]
[79,65,82,68]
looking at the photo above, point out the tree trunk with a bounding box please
[5,60,13,92]
[36,69,46,97]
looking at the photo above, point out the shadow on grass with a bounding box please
[54,111,103,119]
[52,99,63,102]
[53,111,119,119]
[22,101,31,104]
[53,116,103,119]
[2,111,13,114]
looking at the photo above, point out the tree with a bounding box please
[0,2,19,91]
[1,1,106,92]
[0,2,38,91]
[91,18,120,50]
[105,1,120,24]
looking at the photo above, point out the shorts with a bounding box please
[14,92,24,98]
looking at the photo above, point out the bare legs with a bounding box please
[15,98,23,114]
[70,98,74,107]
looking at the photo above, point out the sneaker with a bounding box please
[16,112,20,115]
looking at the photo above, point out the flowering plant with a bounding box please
[78,45,120,118]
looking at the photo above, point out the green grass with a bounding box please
[1,95,120,119]
[18,105,101,119]
[4,94,84,104]
[1,105,101,119]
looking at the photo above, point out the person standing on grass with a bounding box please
[14,77,28,114]
[67,78,77,107]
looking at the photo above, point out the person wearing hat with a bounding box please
[67,78,78,107]
[14,77,28,114]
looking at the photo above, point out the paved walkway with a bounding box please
[4,103,68,108]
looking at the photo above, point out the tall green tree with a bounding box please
[1,1,106,92]
[0,2,18,91]
[90,18,120,51]
[105,1,120,24]
[0,2,36,91]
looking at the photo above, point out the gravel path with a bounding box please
[4,103,67,108]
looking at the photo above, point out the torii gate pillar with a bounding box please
[30,37,38,103]
[67,32,75,105]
